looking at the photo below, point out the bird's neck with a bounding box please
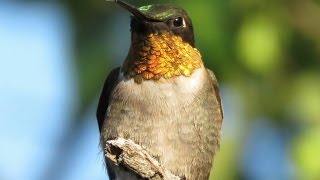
[121,32,203,83]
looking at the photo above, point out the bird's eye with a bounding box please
[173,17,185,27]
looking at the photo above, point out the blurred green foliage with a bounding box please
[292,126,320,179]
[37,0,320,179]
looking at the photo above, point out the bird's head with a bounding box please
[110,0,203,83]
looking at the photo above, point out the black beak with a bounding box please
[110,0,158,21]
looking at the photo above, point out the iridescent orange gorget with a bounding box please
[122,32,203,83]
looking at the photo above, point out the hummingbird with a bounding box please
[97,1,223,179]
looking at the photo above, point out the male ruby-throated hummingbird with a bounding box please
[97,1,223,179]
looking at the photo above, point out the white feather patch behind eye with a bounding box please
[182,18,186,28]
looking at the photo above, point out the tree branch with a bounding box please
[105,138,181,180]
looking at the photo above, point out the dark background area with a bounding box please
[0,0,319,180]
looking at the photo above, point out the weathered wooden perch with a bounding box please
[105,138,181,180]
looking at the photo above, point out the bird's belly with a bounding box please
[103,68,218,179]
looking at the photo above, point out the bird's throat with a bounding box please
[122,32,203,83]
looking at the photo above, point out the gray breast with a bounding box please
[103,67,221,180]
